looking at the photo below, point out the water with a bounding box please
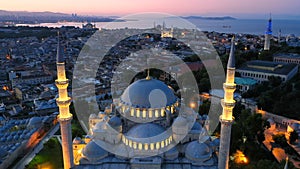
[16,18,300,36]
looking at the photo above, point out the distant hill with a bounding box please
[0,10,69,17]
[182,16,237,20]
[0,10,121,24]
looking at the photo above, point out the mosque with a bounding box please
[72,76,220,168]
[55,31,236,169]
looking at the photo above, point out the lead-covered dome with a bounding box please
[185,141,212,162]
[82,141,108,162]
[126,123,164,138]
[120,79,177,108]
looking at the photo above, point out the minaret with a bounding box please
[278,29,282,44]
[55,33,74,169]
[218,37,236,169]
[264,14,272,50]
[284,156,289,169]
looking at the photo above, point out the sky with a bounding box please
[1,0,300,19]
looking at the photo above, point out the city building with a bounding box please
[235,77,257,93]
[53,33,241,169]
[236,60,298,83]
[274,53,300,65]
[0,115,57,169]
[264,15,272,51]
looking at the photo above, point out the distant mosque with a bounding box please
[55,32,238,169]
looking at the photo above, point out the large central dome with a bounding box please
[120,78,177,108]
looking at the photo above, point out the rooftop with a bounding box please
[237,60,298,75]
[274,53,300,59]
[235,77,257,86]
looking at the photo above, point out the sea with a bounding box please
[16,17,300,37]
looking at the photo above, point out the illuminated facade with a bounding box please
[72,76,219,169]
[218,37,236,169]
[264,15,272,51]
[55,33,74,169]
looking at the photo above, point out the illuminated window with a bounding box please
[133,142,137,149]
[142,109,146,118]
[130,108,134,116]
[136,109,140,118]
[138,143,143,150]
[161,108,165,117]
[156,142,160,149]
[155,109,159,117]
[149,109,153,118]
[150,143,154,150]
[129,140,132,147]
[144,143,149,150]
[161,141,165,148]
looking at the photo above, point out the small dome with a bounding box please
[27,117,43,128]
[192,122,202,130]
[120,79,177,108]
[82,141,108,161]
[89,113,97,119]
[108,116,122,128]
[73,137,83,144]
[126,123,165,139]
[185,141,212,162]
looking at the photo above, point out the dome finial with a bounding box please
[146,68,151,80]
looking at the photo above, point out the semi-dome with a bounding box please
[185,141,212,162]
[120,79,177,108]
[82,141,108,161]
[126,123,165,139]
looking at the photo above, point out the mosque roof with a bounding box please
[82,141,108,161]
[185,141,212,161]
[108,116,122,128]
[235,77,257,86]
[120,78,177,108]
[126,123,165,139]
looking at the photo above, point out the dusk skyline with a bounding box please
[2,0,300,19]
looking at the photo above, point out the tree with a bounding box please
[272,133,288,147]
[289,130,298,144]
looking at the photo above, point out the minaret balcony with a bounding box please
[223,83,236,90]
[56,97,72,107]
[55,79,69,89]
[58,114,73,121]
[221,99,235,108]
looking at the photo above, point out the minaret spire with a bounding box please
[218,37,236,169]
[284,156,289,169]
[55,32,74,169]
